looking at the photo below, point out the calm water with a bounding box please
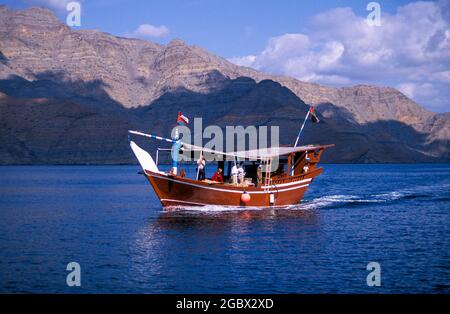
[0,164,449,293]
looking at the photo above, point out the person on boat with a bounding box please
[211,168,224,183]
[256,164,262,187]
[231,163,238,185]
[238,163,245,185]
[303,164,309,173]
[196,155,206,180]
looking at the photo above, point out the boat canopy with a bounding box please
[181,143,334,160]
[128,130,333,160]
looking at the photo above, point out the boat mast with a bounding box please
[294,108,311,148]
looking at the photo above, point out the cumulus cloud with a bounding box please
[397,83,416,99]
[129,23,170,38]
[229,1,450,112]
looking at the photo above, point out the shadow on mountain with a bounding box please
[0,72,139,164]
[0,71,125,112]
[0,71,448,164]
[134,75,311,132]
[134,75,449,163]
[0,51,8,65]
[313,103,449,162]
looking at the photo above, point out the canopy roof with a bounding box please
[181,143,334,160]
[128,130,334,160]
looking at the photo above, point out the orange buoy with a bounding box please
[241,192,251,204]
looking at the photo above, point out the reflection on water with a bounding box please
[131,206,322,293]
[158,206,319,222]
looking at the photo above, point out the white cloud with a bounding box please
[229,1,450,112]
[228,55,256,67]
[397,83,416,98]
[130,23,169,38]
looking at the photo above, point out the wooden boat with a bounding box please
[128,131,333,208]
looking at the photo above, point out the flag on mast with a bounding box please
[294,105,320,147]
[177,112,189,125]
[309,106,320,123]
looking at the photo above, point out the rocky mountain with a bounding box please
[0,6,448,164]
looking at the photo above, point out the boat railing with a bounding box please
[271,167,322,185]
[271,173,308,185]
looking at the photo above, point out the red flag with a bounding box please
[309,106,320,123]
[177,112,189,125]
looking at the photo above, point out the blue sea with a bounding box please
[0,164,449,293]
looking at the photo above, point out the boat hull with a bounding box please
[144,170,321,208]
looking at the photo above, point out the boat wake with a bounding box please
[161,193,397,213]
[298,192,404,210]
[163,185,446,213]
[299,184,447,210]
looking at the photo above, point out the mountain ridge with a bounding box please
[0,6,448,164]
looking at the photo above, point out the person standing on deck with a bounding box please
[231,163,238,185]
[238,163,245,185]
[256,164,263,187]
[303,164,309,173]
[197,155,206,180]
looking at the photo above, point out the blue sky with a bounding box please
[5,0,413,57]
[2,0,450,112]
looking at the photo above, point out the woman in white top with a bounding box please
[231,163,238,185]
[237,164,245,184]
[196,156,206,180]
